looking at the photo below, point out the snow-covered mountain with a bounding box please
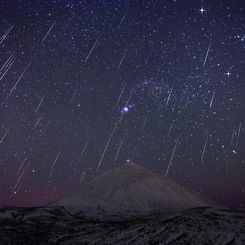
[1,163,243,244]
[51,162,210,219]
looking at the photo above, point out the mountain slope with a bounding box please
[0,206,244,244]
[51,162,209,219]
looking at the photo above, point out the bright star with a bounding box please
[123,107,129,112]
[121,106,130,114]
[225,71,231,77]
[199,7,205,14]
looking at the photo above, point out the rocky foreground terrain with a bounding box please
[0,206,245,245]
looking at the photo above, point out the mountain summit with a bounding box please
[51,162,210,219]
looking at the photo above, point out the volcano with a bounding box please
[2,163,244,245]
[51,162,210,219]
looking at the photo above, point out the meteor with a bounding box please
[6,62,31,101]
[165,84,174,107]
[49,151,61,177]
[142,117,148,130]
[113,131,127,165]
[209,91,215,108]
[12,161,30,195]
[12,171,24,194]
[35,94,45,112]
[203,39,212,68]
[84,35,100,63]
[117,11,127,30]
[115,83,126,109]
[237,122,242,147]
[33,114,44,128]
[17,157,27,175]
[165,137,179,176]
[0,25,14,45]
[78,141,89,161]
[0,52,15,72]
[96,122,118,171]
[116,50,127,72]
[126,87,134,106]
[0,54,16,81]
[0,127,10,144]
[42,21,56,43]
[69,88,79,103]
[40,120,51,137]
[201,133,209,162]
[167,120,174,137]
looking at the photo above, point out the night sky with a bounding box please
[0,0,244,208]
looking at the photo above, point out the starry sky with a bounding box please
[0,0,244,208]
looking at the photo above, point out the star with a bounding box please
[199,7,206,14]
[121,106,129,113]
[123,107,129,112]
[225,71,231,77]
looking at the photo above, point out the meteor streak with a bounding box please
[6,62,31,101]
[165,137,179,176]
[40,120,51,137]
[0,127,10,144]
[42,21,56,43]
[33,114,44,128]
[96,122,118,171]
[12,161,30,195]
[117,12,127,30]
[113,131,127,165]
[0,54,16,81]
[165,84,174,107]
[126,87,134,106]
[17,158,27,175]
[142,117,148,130]
[12,171,24,194]
[115,83,126,108]
[237,122,242,146]
[203,39,212,68]
[167,120,174,137]
[116,50,127,72]
[201,133,209,162]
[209,91,215,108]
[0,25,14,45]
[35,94,45,112]
[69,88,79,103]
[1,52,15,72]
[79,141,89,161]
[84,35,100,63]
[49,151,61,177]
